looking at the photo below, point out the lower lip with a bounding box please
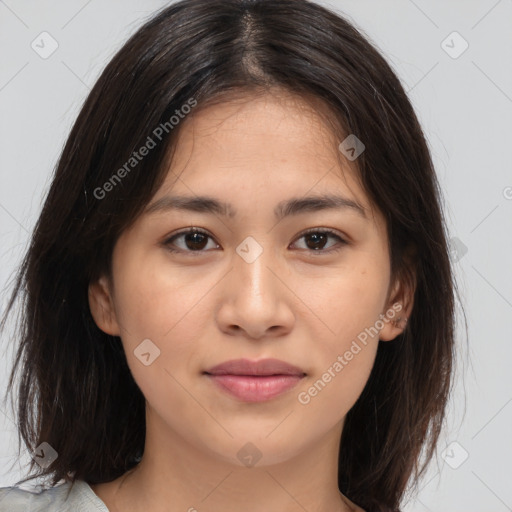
[205,374,304,402]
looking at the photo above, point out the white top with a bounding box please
[0,479,110,511]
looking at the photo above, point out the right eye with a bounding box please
[163,228,220,253]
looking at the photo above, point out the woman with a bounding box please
[0,0,458,510]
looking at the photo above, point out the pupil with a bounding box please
[306,233,326,250]
[185,232,208,250]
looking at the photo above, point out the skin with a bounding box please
[88,89,414,512]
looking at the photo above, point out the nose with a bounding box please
[215,238,295,340]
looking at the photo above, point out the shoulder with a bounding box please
[0,479,109,512]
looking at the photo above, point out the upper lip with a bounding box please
[205,358,306,376]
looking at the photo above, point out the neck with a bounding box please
[92,411,360,512]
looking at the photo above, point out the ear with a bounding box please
[379,250,417,342]
[88,275,121,336]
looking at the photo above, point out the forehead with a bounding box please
[158,91,370,210]
[174,91,343,163]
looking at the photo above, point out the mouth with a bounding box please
[203,358,306,402]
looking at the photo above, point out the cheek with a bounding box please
[110,269,207,426]
[291,258,387,418]
[294,294,381,428]
[294,256,389,345]
[110,253,215,389]
[111,247,214,340]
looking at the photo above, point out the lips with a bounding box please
[204,358,306,402]
[204,358,306,377]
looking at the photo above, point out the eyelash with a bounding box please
[162,227,348,255]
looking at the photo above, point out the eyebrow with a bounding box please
[144,193,367,220]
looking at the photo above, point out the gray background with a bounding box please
[0,1,511,511]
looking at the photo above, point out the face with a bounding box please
[89,90,409,468]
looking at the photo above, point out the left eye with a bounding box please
[163,228,347,253]
[292,228,347,252]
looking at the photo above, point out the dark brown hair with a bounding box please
[1,1,462,510]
